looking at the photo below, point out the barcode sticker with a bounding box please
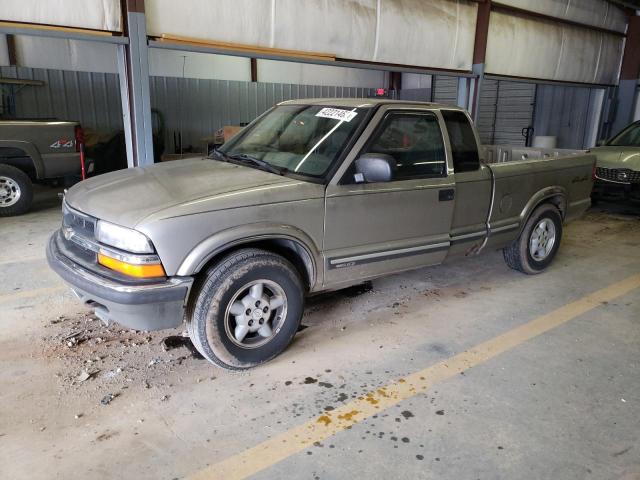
[315,107,358,122]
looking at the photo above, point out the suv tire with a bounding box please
[503,203,563,274]
[0,164,33,217]
[186,248,304,370]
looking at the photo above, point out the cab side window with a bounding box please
[442,110,480,172]
[359,112,446,181]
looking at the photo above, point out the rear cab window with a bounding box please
[441,110,480,172]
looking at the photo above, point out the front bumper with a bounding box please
[46,232,193,331]
[593,178,640,199]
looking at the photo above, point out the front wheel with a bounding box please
[186,248,304,370]
[503,204,563,274]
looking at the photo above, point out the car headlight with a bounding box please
[95,220,154,254]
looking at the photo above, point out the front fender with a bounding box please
[175,222,322,288]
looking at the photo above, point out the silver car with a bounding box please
[592,120,640,201]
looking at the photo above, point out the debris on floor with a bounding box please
[100,393,117,406]
[40,311,207,408]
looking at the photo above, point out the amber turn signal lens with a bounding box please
[98,253,166,278]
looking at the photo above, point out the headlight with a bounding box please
[95,220,154,254]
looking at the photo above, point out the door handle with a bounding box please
[439,188,455,202]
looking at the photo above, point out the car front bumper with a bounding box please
[593,178,640,199]
[46,232,193,331]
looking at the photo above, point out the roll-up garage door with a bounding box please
[477,79,536,146]
[432,75,458,106]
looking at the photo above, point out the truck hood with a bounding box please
[65,158,322,228]
[591,146,640,171]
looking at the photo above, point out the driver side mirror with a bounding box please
[595,139,606,147]
[354,153,397,183]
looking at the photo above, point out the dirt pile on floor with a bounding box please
[40,312,208,403]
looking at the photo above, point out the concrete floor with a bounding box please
[1,190,639,480]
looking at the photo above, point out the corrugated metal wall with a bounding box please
[533,84,600,149]
[432,76,536,146]
[150,77,375,153]
[476,79,498,144]
[398,88,432,102]
[1,66,123,133]
[432,76,458,106]
[3,66,375,154]
[476,79,536,145]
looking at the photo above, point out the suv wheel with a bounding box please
[0,164,33,217]
[503,203,563,274]
[186,248,304,370]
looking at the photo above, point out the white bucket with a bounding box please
[532,136,557,148]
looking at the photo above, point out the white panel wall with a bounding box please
[145,0,273,47]
[10,35,386,88]
[485,12,624,84]
[273,0,377,59]
[496,0,626,33]
[15,36,119,73]
[257,59,386,88]
[145,0,478,71]
[375,0,476,70]
[149,50,250,81]
[0,0,122,32]
[402,73,432,90]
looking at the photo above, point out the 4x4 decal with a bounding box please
[49,138,75,149]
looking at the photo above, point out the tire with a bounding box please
[0,164,33,217]
[503,203,563,275]
[186,248,304,370]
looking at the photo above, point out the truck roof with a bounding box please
[278,98,465,110]
[0,119,79,125]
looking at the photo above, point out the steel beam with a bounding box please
[149,40,475,78]
[119,0,154,167]
[0,24,128,44]
[610,15,640,135]
[469,0,491,121]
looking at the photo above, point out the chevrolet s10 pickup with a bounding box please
[47,99,595,369]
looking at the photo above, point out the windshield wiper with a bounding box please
[208,148,228,161]
[226,153,288,176]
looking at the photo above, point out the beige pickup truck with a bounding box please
[47,99,595,370]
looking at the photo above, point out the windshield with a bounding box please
[608,122,640,147]
[219,104,368,177]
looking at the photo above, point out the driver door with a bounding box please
[323,106,455,288]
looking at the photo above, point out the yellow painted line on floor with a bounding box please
[188,272,640,480]
[0,286,67,305]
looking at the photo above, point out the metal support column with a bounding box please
[456,77,470,109]
[610,14,640,135]
[119,0,154,167]
[469,0,491,122]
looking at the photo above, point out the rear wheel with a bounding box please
[0,164,33,217]
[186,248,304,370]
[503,203,563,274]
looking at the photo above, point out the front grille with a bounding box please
[61,202,98,264]
[596,167,640,184]
[62,203,96,238]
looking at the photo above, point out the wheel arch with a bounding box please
[176,227,321,291]
[518,186,567,233]
[0,141,44,179]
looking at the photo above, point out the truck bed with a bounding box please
[481,144,585,164]
[480,148,595,250]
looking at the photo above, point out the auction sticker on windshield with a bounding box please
[315,108,358,122]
